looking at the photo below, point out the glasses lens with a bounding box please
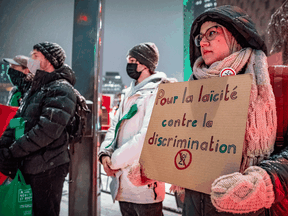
[194,34,202,47]
[194,26,219,47]
[206,27,217,41]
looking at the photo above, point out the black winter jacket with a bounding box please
[0,64,77,174]
[258,146,288,216]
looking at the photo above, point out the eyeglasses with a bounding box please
[194,25,221,47]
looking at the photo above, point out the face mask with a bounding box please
[27,58,40,75]
[126,63,141,80]
[7,68,23,86]
[7,68,31,92]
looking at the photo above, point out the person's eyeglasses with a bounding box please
[194,25,221,47]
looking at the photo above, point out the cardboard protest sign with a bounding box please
[140,74,253,194]
[0,104,18,138]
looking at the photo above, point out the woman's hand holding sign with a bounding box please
[210,166,275,214]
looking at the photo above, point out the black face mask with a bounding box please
[126,63,141,80]
[7,68,31,92]
[7,68,25,86]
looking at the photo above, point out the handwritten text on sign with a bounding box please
[140,74,253,194]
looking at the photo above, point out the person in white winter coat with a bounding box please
[98,42,175,216]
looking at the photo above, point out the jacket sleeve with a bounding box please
[98,104,121,163]
[0,127,15,148]
[258,146,288,207]
[109,93,156,170]
[8,84,76,158]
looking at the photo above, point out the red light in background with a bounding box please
[79,15,88,22]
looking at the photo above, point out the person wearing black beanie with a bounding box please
[0,41,78,216]
[33,41,66,70]
[127,42,159,73]
[98,42,177,216]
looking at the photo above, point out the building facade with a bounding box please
[0,62,12,105]
[102,71,125,95]
[217,0,286,55]
[184,0,217,80]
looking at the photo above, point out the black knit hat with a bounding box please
[127,42,159,72]
[33,42,66,69]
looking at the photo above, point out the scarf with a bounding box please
[193,47,253,78]
[193,49,277,173]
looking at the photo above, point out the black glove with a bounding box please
[0,148,12,162]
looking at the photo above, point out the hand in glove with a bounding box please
[211,166,275,214]
[0,148,12,162]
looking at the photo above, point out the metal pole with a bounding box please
[92,1,104,215]
[70,0,103,215]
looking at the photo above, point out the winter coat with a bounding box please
[0,64,77,175]
[258,146,288,216]
[182,5,279,216]
[98,72,174,204]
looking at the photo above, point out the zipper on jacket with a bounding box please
[201,193,204,216]
[18,90,34,115]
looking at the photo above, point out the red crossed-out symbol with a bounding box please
[174,149,192,170]
[220,67,236,77]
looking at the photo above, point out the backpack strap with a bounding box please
[57,79,90,113]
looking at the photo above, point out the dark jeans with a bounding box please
[22,163,69,216]
[119,201,163,216]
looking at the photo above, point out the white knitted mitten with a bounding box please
[211,166,275,214]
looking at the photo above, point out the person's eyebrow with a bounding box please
[200,26,217,35]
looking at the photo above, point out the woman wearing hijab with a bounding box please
[183,5,280,216]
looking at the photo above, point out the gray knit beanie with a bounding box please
[127,42,159,72]
[33,42,66,69]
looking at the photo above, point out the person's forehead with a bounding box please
[127,56,137,61]
[30,50,41,56]
[200,21,219,34]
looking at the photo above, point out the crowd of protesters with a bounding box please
[1,2,288,216]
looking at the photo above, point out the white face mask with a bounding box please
[27,58,40,75]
